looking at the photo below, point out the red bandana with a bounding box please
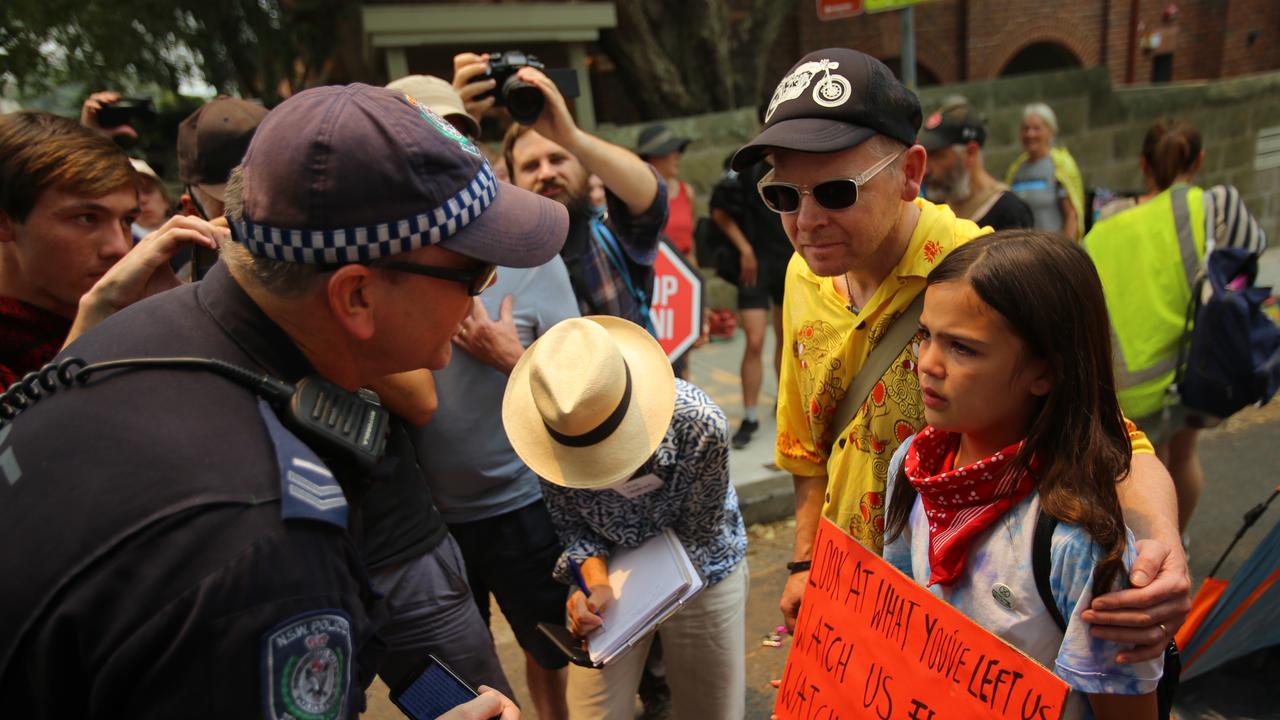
[903,426,1034,586]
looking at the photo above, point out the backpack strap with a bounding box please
[1031,507,1069,633]
[828,293,925,447]
[590,216,656,335]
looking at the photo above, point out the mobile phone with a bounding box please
[390,654,483,720]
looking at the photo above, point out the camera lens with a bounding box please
[502,76,544,125]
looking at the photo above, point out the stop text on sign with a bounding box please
[649,241,702,362]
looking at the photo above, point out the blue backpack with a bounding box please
[1175,247,1280,419]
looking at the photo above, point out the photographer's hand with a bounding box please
[514,66,579,146]
[64,215,225,347]
[452,52,497,125]
[80,91,138,140]
[515,67,659,216]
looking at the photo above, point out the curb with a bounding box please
[735,472,796,527]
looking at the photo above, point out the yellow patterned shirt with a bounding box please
[776,199,1153,555]
[775,199,983,554]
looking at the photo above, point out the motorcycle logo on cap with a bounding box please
[766,59,852,123]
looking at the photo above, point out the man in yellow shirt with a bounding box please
[733,48,1188,663]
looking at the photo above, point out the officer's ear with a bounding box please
[0,211,12,244]
[325,264,378,341]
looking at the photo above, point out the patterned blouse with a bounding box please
[541,380,748,587]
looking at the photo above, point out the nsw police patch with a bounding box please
[263,611,353,720]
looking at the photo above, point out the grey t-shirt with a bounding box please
[1010,155,1067,233]
[413,256,580,524]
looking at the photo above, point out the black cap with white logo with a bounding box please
[732,48,922,171]
[918,101,987,152]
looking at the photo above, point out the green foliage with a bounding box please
[0,0,352,102]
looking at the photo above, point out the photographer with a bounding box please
[455,52,665,329]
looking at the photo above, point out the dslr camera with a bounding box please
[482,51,580,125]
[95,96,156,128]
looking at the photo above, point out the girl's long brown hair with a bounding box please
[884,230,1131,597]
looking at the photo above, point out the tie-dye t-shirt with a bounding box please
[884,438,1163,719]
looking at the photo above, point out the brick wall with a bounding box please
[597,67,1280,245]
[763,0,1280,89]
[1220,0,1280,77]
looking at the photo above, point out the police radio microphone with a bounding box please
[0,357,390,469]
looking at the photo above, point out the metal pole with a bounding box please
[901,7,917,89]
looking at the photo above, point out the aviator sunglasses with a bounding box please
[374,260,498,296]
[757,149,906,214]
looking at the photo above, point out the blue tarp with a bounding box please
[1180,518,1280,680]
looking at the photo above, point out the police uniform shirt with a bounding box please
[0,263,384,719]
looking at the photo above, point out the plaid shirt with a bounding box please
[0,296,71,389]
[566,170,667,326]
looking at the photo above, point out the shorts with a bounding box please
[448,499,570,670]
[737,259,787,310]
[1130,404,1219,447]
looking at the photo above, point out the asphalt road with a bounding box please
[362,404,1279,720]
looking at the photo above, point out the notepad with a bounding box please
[587,529,705,666]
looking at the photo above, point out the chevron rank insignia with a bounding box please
[257,399,348,528]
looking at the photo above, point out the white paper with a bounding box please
[586,529,703,665]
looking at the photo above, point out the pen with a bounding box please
[568,557,591,597]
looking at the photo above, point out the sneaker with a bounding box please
[732,419,759,449]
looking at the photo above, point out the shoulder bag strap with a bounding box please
[1032,507,1069,633]
[828,293,925,446]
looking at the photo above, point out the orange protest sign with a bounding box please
[775,517,1069,720]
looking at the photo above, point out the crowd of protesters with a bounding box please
[0,38,1270,720]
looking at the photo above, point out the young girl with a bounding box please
[883,230,1163,720]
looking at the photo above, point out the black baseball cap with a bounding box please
[732,48,921,171]
[918,101,987,151]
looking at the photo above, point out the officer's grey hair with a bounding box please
[220,165,330,298]
[1022,103,1059,134]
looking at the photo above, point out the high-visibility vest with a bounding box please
[1083,185,1206,418]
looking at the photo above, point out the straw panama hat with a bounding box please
[503,316,676,489]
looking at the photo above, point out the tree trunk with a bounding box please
[601,0,798,119]
[732,0,798,109]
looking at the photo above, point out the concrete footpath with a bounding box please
[684,313,795,527]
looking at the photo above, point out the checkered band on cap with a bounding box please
[233,160,498,265]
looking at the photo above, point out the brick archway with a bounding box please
[998,40,1085,77]
[881,56,945,87]
[970,23,1097,79]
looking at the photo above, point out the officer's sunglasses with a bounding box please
[757,149,905,214]
[375,260,498,296]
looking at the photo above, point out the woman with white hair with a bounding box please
[1006,103,1085,240]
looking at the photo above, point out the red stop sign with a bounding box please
[650,240,703,362]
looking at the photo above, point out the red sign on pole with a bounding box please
[650,240,703,363]
[774,518,1070,720]
[817,0,864,21]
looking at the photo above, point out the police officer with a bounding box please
[0,84,567,718]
